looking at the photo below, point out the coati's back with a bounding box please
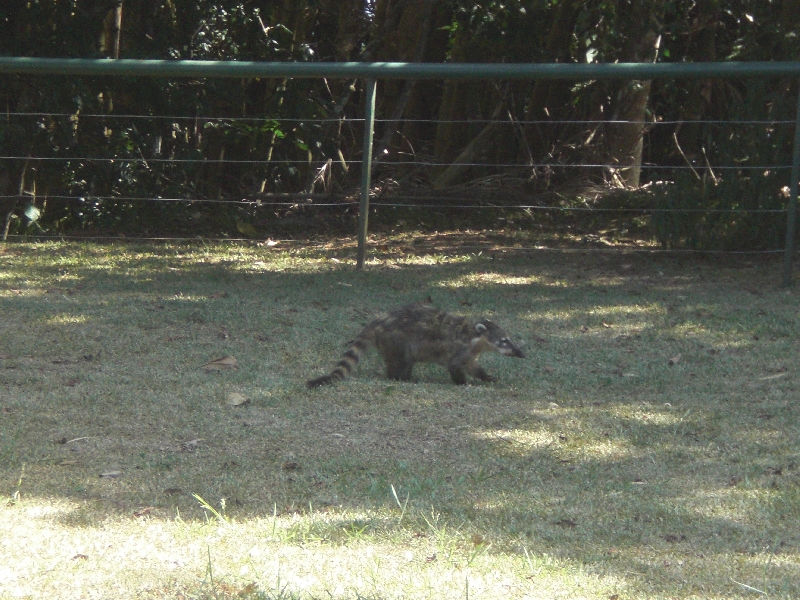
[307,304,524,387]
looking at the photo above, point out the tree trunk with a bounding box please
[373,0,436,161]
[523,1,582,159]
[605,4,664,188]
[431,27,485,181]
[100,1,123,58]
[432,102,504,188]
[2,152,30,241]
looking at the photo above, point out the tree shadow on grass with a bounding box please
[1,242,797,597]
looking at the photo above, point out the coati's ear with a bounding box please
[475,323,487,334]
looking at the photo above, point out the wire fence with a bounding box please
[1,111,797,260]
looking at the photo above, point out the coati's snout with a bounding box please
[475,321,526,359]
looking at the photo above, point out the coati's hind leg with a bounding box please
[448,367,467,385]
[380,342,414,381]
[386,357,413,381]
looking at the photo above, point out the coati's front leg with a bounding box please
[468,364,497,382]
[447,366,467,384]
[448,354,496,384]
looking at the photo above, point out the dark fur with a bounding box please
[307,304,524,387]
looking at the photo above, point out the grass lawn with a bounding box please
[1,235,799,599]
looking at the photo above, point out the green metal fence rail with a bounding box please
[1,57,799,284]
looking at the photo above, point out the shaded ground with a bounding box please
[0,238,798,599]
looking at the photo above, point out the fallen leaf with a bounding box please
[133,506,154,518]
[555,519,577,528]
[544,366,555,373]
[602,322,612,328]
[164,335,188,342]
[99,471,123,478]
[72,554,88,561]
[180,439,203,452]
[203,356,238,371]
[471,534,486,546]
[760,373,788,381]
[667,354,681,366]
[282,461,300,471]
[236,219,258,237]
[225,392,249,406]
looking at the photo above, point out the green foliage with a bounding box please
[649,172,786,251]
[649,78,795,251]
[0,1,797,241]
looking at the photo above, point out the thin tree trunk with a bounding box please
[605,5,664,188]
[432,102,504,188]
[3,151,30,241]
[112,1,122,58]
[523,1,582,158]
[373,0,435,161]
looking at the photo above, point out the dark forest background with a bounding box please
[1,0,799,249]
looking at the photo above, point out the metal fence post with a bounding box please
[357,78,377,270]
[782,80,800,287]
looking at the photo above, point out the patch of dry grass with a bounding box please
[1,238,799,599]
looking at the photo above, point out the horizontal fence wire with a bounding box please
[5,112,794,126]
[0,194,787,214]
[0,156,790,171]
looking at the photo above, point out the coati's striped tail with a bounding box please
[306,338,370,387]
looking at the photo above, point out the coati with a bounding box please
[307,303,525,387]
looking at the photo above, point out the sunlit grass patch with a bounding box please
[438,272,548,288]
